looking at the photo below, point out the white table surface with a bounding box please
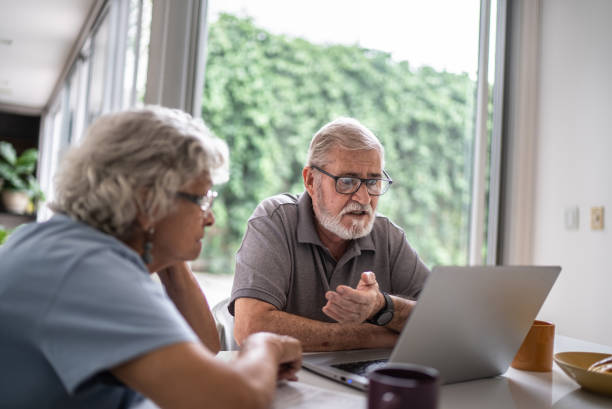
[133,335,612,409]
[216,335,612,409]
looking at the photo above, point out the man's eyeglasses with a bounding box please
[177,190,218,213]
[311,165,393,196]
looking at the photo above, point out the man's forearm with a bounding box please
[237,309,397,352]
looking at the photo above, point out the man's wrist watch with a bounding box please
[367,292,394,326]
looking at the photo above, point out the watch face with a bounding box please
[377,311,393,325]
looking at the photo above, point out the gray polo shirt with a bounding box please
[230,193,430,322]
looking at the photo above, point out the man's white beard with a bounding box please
[315,190,375,240]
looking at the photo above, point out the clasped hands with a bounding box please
[322,271,386,324]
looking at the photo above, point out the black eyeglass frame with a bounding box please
[311,165,393,196]
[176,190,218,213]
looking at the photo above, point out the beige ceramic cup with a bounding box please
[511,320,555,371]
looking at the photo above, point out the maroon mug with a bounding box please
[368,364,440,409]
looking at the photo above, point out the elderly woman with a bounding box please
[0,106,301,409]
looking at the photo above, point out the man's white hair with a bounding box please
[306,117,385,168]
[50,105,229,238]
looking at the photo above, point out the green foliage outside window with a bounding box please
[199,14,477,274]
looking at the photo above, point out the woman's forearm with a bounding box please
[158,262,221,353]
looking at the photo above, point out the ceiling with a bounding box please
[0,0,96,112]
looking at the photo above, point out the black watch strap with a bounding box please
[367,292,394,326]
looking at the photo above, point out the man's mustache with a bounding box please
[339,202,373,216]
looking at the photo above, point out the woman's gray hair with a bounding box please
[50,106,229,238]
[306,117,385,168]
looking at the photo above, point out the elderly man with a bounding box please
[230,117,430,351]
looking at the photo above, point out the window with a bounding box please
[38,0,153,220]
[86,10,112,126]
[122,0,152,108]
[198,0,497,273]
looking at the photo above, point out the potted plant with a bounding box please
[0,226,13,245]
[0,141,45,215]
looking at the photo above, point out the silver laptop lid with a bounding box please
[389,265,561,383]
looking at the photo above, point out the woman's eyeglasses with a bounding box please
[176,190,218,213]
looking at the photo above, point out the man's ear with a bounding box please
[303,166,315,196]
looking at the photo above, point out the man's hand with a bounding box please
[322,271,386,324]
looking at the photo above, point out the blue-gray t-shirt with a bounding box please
[0,214,197,408]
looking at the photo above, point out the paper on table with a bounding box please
[272,381,365,409]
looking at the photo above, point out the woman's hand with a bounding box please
[157,262,190,284]
[240,332,302,381]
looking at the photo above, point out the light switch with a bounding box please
[591,207,604,230]
[564,206,579,230]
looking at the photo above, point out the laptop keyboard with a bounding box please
[332,359,388,376]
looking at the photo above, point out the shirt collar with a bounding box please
[296,192,323,245]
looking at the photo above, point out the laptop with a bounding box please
[302,265,561,390]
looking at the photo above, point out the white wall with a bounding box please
[533,0,612,345]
